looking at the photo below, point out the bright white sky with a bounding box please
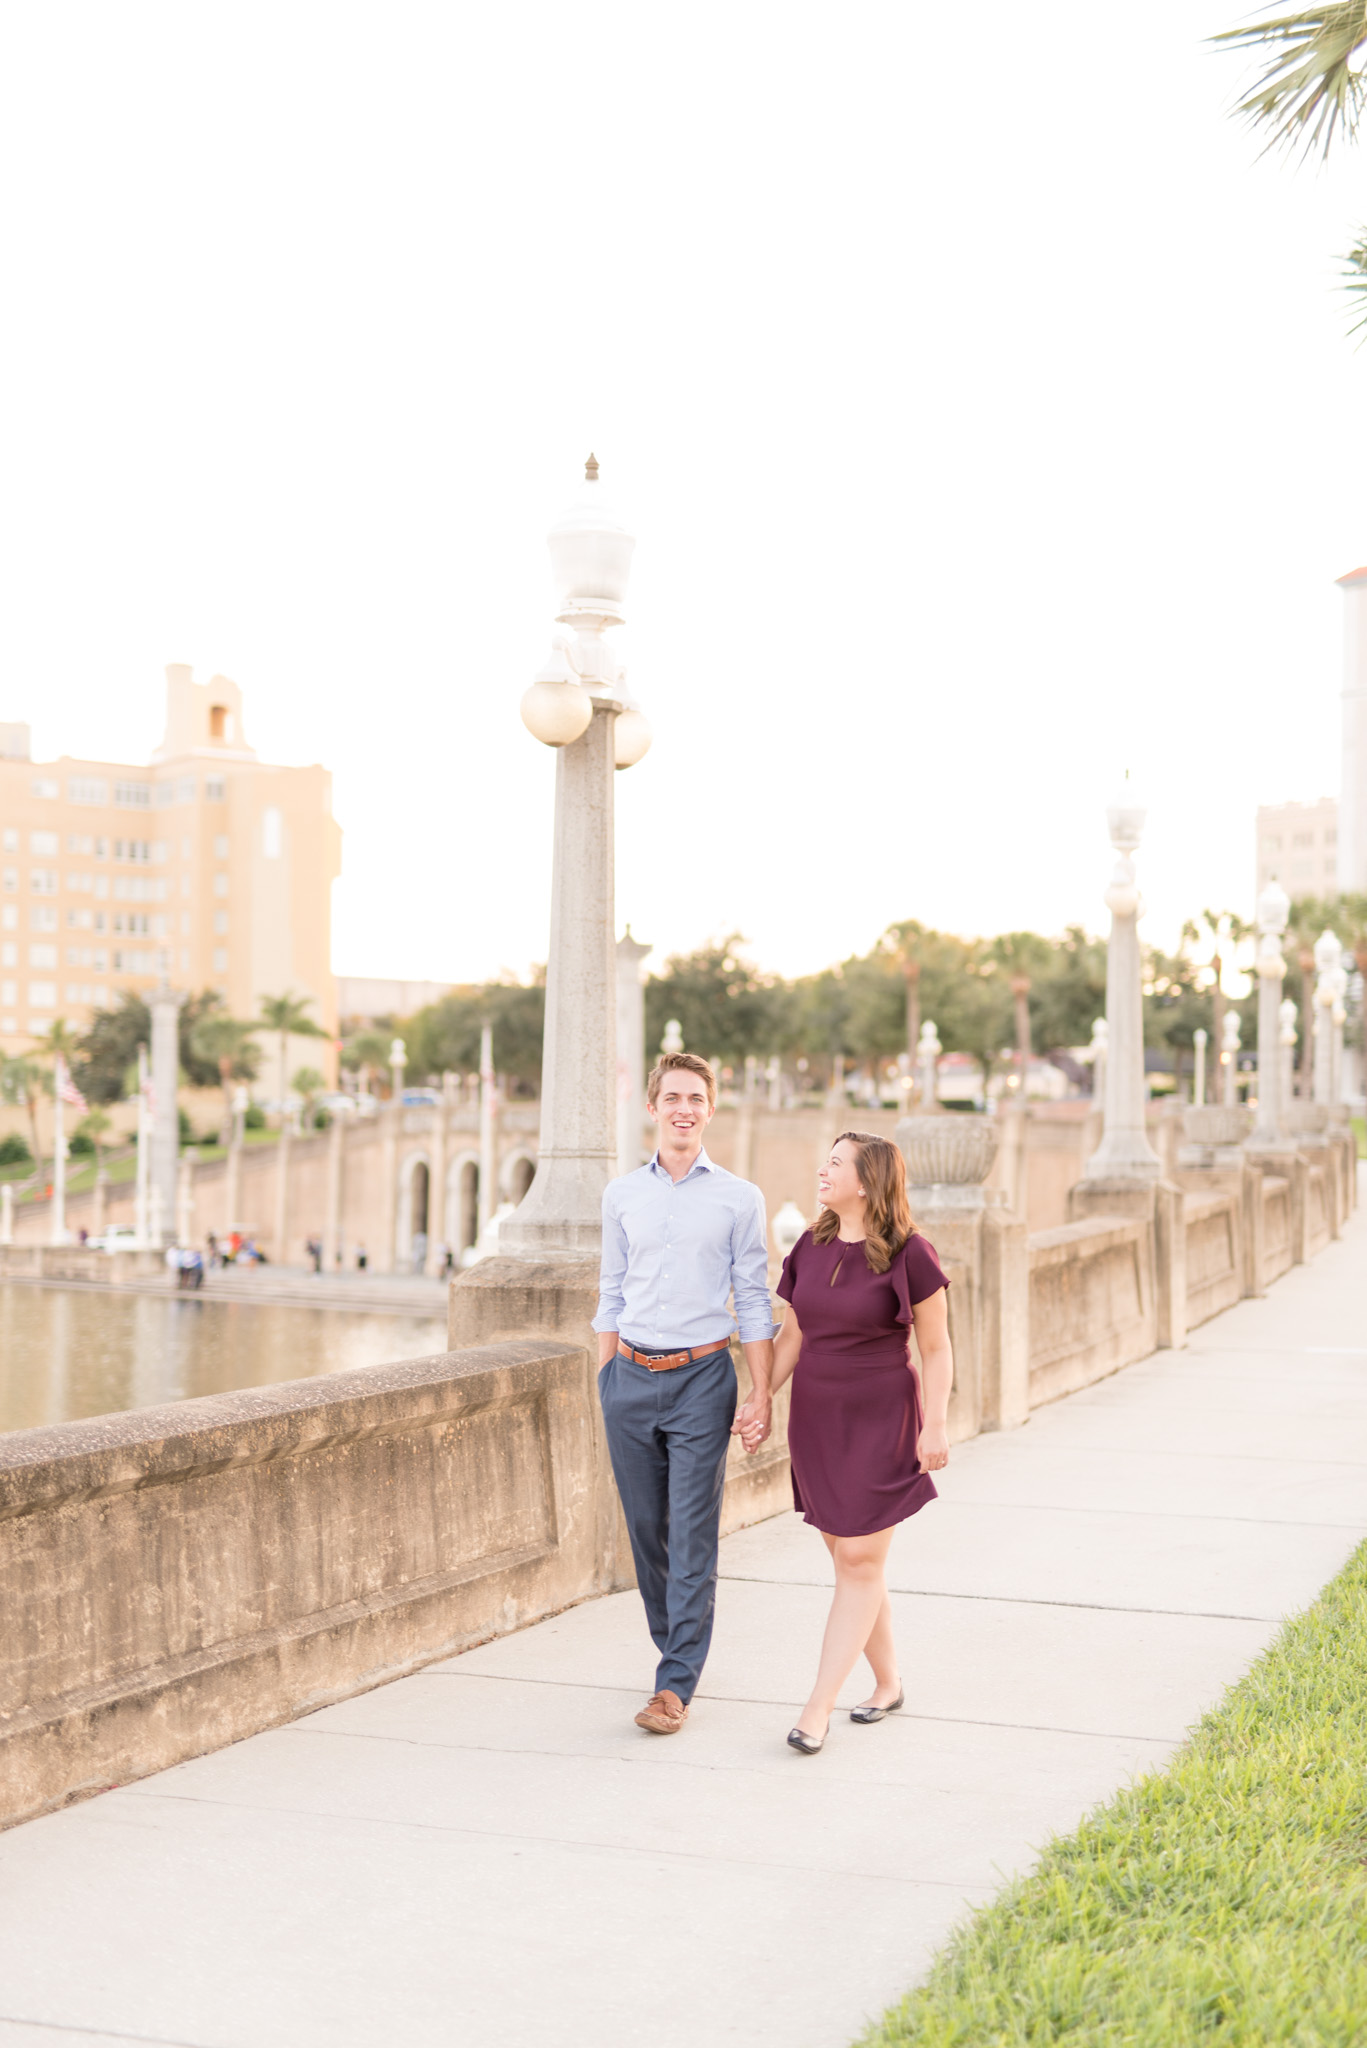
[2,2,1363,987]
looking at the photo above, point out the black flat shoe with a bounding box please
[850,1688,905,1725]
[787,1725,826,1754]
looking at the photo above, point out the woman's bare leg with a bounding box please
[854,1591,901,1709]
[795,1527,897,1738]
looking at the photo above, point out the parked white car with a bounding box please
[86,1225,140,1254]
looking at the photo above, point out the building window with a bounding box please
[213,910,228,935]
[68,778,109,806]
[0,982,14,1006]
[209,704,233,742]
[67,909,93,930]
[153,783,177,809]
[29,831,58,857]
[180,911,191,935]
[114,782,151,808]
[114,839,151,863]
[205,778,225,802]
[1292,832,1314,848]
[0,944,14,968]
[30,870,58,894]
[1,868,15,892]
[1,829,15,854]
[262,807,282,859]
[67,835,95,855]
[66,873,92,893]
[29,907,57,931]
[177,778,196,805]
[213,834,229,859]
[1,906,15,931]
[94,876,108,900]
[214,873,229,897]
[28,944,56,969]
[212,947,229,972]
[30,780,59,800]
[28,981,57,1007]
[94,911,105,933]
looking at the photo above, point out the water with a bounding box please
[0,1285,448,1436]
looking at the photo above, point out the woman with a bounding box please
[740,1131,952,1754]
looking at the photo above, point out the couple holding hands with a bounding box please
[594,1052,953,1754]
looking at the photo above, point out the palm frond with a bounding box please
[1342,228,1367,334]
[1213,4,1367,157]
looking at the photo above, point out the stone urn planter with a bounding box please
[1181,1105,1253,1149]
[1284,1102,1329,1142]
[894,1115,999,1193]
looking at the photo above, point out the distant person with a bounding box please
[184,1246,204,1291]
[356,1242,367,1271]
[411,1230,428,1275]
[593,1053,774,1738]
[206,1231,219,1268]
[306,1234,323,1275]
[436,1241,455,1279]
[744,1133,952,1756]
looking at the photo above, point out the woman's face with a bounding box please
[818,1139,864,1212]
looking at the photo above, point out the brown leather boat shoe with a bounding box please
[635,1689,689,1734]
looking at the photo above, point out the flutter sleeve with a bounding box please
[776,1230,809,1303]
[890,1232,949,1326]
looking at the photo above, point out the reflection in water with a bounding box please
[0,1285,449,1435]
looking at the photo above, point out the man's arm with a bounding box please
[592,1190,628,1368]
[731,1190,776,1445]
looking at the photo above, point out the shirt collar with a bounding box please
[649,1145,715,1181]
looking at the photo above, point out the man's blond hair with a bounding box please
[646,1052,717,1110]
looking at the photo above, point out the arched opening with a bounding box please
[394,1150,432,1272]
[504,1153,536,1205]
[458,1160,479,1253]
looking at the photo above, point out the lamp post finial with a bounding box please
[585,452,599,482]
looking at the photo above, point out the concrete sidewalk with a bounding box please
[0,1186,1364,2048]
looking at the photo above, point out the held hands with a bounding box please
[732,1394,772,1456]
[917,1421,949,1474]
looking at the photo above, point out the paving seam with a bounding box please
[715,1577,1276,1620]
[0,2018,206,2048]
[251,1721,1176,1769]
[92,1791,995,1888]
[409,1672,1186,1742]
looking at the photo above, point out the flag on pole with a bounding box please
[56,1056,87,1114]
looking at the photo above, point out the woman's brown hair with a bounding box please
[812,1131,916,1273]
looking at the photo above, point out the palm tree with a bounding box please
[190,1014,262,1145]
[291,1066,327,1129]
[0,1055,47,1175]
[341,1029,394,1098]
[988,933,1052,1095]
[1215,8,1367,327]
[1183,909,1253,1075]
[257,992,328,1116]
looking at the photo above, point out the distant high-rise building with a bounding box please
[1255,796,1338,903]
[1336,566,1367,894]
[0,666,341,1072]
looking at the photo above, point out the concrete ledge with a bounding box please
[0,1245,168,1285]
[0,1339,592,1830]
[1027,1216,1154,1405]
[1183,1188,1242,1328]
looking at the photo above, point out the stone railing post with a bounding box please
[917,1020,942,1114]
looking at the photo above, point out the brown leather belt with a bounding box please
[618,1337,731,1373]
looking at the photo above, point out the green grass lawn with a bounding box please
[859,1540,1367,2048]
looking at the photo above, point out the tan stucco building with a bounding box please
[0,666,341,1075]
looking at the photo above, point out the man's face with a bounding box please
[648,1068,714,1146]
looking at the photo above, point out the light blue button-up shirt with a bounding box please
[593,1147,776,1350]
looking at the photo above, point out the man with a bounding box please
[594,1052,774,1735]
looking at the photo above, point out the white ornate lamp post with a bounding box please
[149,983,184,1246]
[661,1019,684,1057]
[1248,879,1290,1150]
[917,1020,942,1112]
[1279,998,1298,1116]
[1193,1026,1208,1107]
[616,928,651,1178]
[1083,784,1160,1182]
[1313,930,1343,1107]
[1221,1010,1241,1106]
[1088,1016,1108,1106]
[502,457,651,1257]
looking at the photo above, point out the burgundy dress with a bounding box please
[777,1228,948,1538]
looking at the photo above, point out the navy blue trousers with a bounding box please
[599,1347,737,1704]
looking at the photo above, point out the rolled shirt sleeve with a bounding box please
[730,1186,778,1343]
[593,1185,629,1333]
